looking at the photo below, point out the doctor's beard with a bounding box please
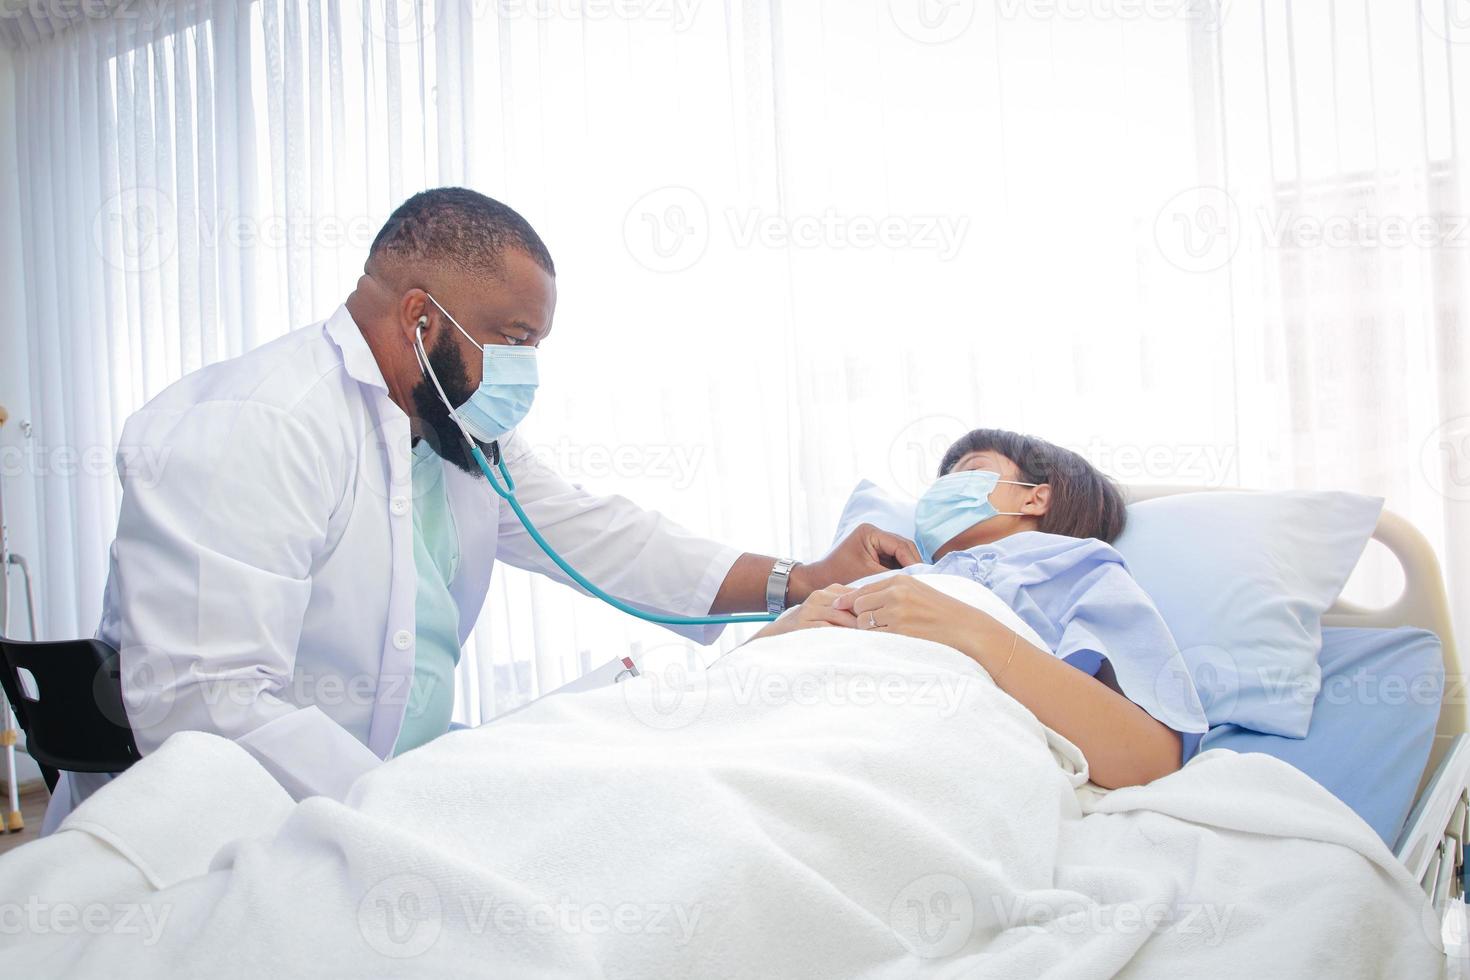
[409,327,491,475]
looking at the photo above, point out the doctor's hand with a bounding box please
[751,585,859,641]
[789,524,922,604]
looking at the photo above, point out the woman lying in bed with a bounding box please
[752,428,1207,791]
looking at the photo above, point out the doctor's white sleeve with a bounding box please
[493,432,742,644]
[108,400,382,801]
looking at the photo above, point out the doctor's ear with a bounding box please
[393,288,433,340]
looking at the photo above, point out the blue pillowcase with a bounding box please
[1112,491,1382,738]
[1200,626,1443,846]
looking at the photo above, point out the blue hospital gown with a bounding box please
[852,531,1208,762]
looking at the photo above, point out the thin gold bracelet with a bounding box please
[992,632,1019,684]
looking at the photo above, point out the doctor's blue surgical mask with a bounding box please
[914,469,1039,563]
[414,293,539,443]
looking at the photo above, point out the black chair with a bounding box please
[0,637,141,793]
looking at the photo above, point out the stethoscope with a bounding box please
[414,316,780,628]
[468,439,779,627]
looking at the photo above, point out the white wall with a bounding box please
[0,43,44,787]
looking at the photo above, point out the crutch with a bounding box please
[0,404,37,832]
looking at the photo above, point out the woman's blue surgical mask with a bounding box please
[914,469,1039,563]
[414,293,539,443]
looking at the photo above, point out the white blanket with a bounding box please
[0,627,1444,978]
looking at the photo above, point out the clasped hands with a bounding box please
[753,573,978,653]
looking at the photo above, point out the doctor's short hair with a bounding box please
[369,187,555,279]
[938,428,1127,543]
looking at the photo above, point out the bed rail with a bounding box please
[1124,482,1470,932]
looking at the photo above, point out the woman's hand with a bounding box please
[751,585,859,641]
[831,575,981,650]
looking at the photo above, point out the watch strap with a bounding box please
[765,558,798,615]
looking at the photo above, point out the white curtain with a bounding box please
[6,0,1470,724]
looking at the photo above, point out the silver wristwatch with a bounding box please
[766,558,798,615]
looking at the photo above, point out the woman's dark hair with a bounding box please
[938,428,1127,542]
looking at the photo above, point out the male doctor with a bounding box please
[44,188,918,830]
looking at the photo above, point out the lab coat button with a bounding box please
[390,496,409,516]
[393,630,413,650]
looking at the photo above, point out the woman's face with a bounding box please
[931,450,1049,559]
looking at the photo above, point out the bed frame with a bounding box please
[1125,485,1467,923]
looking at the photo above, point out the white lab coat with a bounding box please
[44,305,739,830]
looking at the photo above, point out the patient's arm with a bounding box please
[834,576,1181,790]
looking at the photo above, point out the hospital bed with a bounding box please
[1128,485,1469,944]
[0,482,1458,975]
